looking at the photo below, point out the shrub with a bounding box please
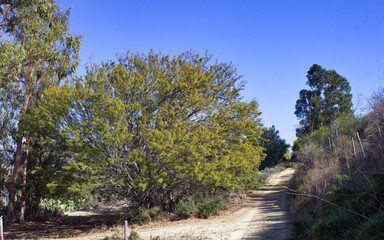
[305,212,360,240]
[102,231,164,240]
[147,206,163,221]
[127,206,163,223]
[149,236,165,240]
[175,199,197,218]
[197,195,225,219]
[39,198,86,217]
[354,211,384,240]
[102,232,124,240]
[128,231,143,240]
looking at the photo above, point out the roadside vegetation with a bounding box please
[292,65,384,239]
[0,1,279,232]
[103,231,164,240]
[259,125,291,170]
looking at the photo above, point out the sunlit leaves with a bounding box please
[45,51,265,208]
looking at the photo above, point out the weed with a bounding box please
[102,231,164,240]
[102,232,123,240]
[175,199,197,218]
[127,206,163,223]
[197,195,225,219]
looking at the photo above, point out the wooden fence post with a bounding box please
[342,134,351,178]
[1,215,4,240]
[124,220,128,240]
[336,129,338,140]
[356,132,366,158]
[352,137,356,157]
[328,137,332,149]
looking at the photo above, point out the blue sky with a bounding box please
[58,0,384,146]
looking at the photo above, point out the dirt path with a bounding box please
[134,167,295,240]
[37,167,295,240]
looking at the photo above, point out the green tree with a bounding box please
[259,125,290,169]
[45,51,265,210]
[0,0,82,222]
[295,64,352,137]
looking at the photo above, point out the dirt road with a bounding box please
[134,167,295,240]
[39,167,295,240]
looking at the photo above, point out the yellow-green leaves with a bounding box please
[52,51,265,208]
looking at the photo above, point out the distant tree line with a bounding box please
[259,125,290,170]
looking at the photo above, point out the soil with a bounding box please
[4,166,295,240]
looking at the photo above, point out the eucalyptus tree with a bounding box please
[295,64,352,137]
[0,0,81,222]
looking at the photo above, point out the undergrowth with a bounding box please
[126,206,164,223]
[39,198,85,217]
[102,231,164,240]
[294,173,384,240]
[175,194,225,219]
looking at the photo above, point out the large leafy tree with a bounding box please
[295,64,352,137]
[44,51,265,210]
[0,0,82,222]
[259,125,290,169]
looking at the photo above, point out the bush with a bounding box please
[103,232,124,240]
[102,231,164,240]
[305,212,360,240]
[149,237,165,240]
[127,206,163,223]
[39,198,85,217]
[147,206,163,221]
[175,199,197,218]
[354,210,384,240]
[197,195,225,219]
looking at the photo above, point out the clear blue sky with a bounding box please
[58,0,384,146]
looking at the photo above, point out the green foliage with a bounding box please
[149,237,165,240]
[127,231,142,240]
[239,174,264,190]
[0,0,82,221]
[354,211,384,240]
[102,232,124,240]
[259,125,290,169]
[39,198,85,217]
[197,195,225,219]
[147,206,164,221]
[305,212,360,240]
[293,83,384,240]
[127,206,164,223]
[283,149,291,160]
[333,174,350,186]
[45,51,265,209]
[297,174,384,240]
[292,112,362,156]
[102,231,144,240]
[295,64,352,137]
[175,199,197,218]
[102,231,164,240]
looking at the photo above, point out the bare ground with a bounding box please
[5,166,295,240]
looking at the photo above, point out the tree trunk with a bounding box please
[7,90,32,223]
[31,195,41,221]
[19,138,31,222]
[31,148,45,220]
